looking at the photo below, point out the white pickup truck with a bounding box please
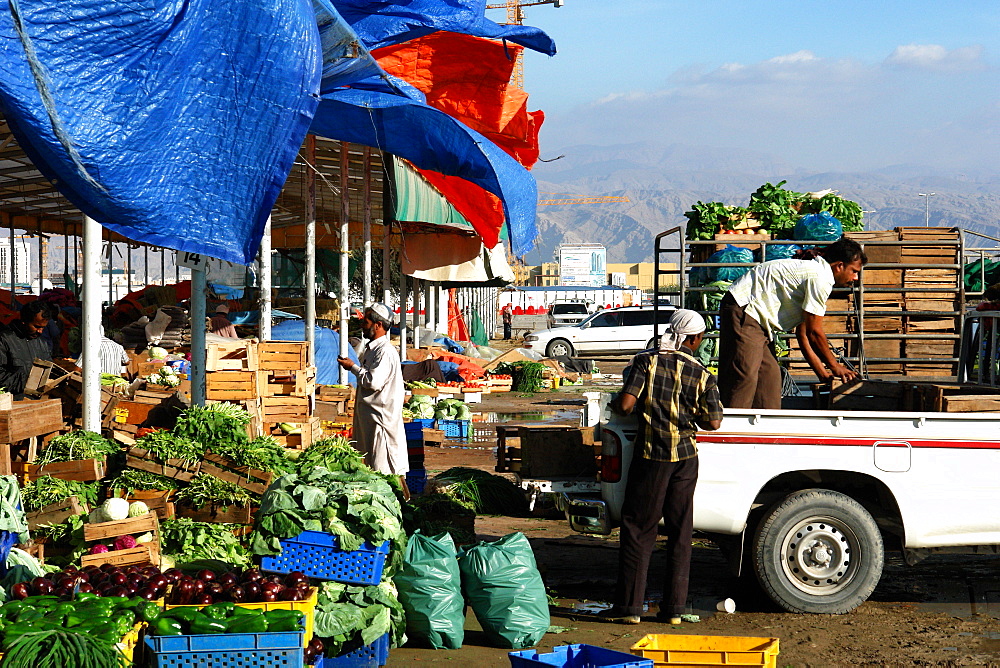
[559,393,1000,614]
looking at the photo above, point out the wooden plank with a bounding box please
[829,379,905,399]
[176,503,253,524]
[206,371,258,400]
[261,396,310,421]
[0,399,64,443]
[126,447,200,482]
[199,452,273,495]
[80,544,158,568]
[82,511,158,542]
[942,395,1000,412]
[317,386,353,401]
[206,340,258,372]
[31,458,105,482]
[257,341,309,371]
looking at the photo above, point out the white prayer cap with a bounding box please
[366,302,394,326]
[660,309,706,351]
[215,304,229,314]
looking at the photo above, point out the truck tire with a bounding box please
[646,338,657,351]
[546,339,574,358]
[751,489,883,614]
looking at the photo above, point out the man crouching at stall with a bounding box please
[601,309,723,625]
[338,303,410,500]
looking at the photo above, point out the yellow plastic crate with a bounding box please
[165,587,317,647]
[630,634,780,668]
[118,621,147,664]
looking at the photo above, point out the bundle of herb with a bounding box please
[313,580,405,657]
[433,467,528,516]
[176,474,254,510]
[160,517,251,568]
[212,435,294,475]
[34,431,118,465]
[251,467,405,575]
[2,629,125,668]
[174,404,251,450]
[20,476,100,512]
[107,468,181,495]
[134,429,205,465]
[403,493,476,545]
[295,436,366,475]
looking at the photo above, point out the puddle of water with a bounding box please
[479,410,582,424]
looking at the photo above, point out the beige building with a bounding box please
[513,261,676,291]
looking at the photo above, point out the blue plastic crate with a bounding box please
[261,530,390,585]
[509,644,653,668]
[406,469,427,494]
[324,633,390,668]
[145,631,304,668]
[404,419,435,440]
[436,418,471,440]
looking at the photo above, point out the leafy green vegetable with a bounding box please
[176,474,254,510]
[211,436,294,475]
[0,476,28,544]
[251,467,406,577]
[403,494,477,546]
[107,468,181,494]
[683,200,746,240]
[433,467,528,516]
[174,405,251,452]
[2,628,125,668]
[34,431,118,465]
[20,476,100,512]
[495,361,547,393]
[160,518,251,568]
[133,430,205,465]
[295,437,366,476]
[313,580,405,656]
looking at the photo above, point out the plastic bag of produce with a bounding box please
[794,211,843,242]
[396,531,465,650]
[459,532,549,649]
[763,243,802,261]
[693,245,754,286]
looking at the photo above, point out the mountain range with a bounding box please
[529,142,1000,264]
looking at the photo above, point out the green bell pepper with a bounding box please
[165,607,202,624]
[201,603,230,621]
[153,617,184,637]
[137,601,161,623]
[73,592,99,603]
[226,613,268,634]
[229,606,263,617]
[188,614,227,635]
[14,607,43,623]
[263,610,304,632]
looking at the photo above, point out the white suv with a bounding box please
[524,306,676,357]
[546,301,594,329]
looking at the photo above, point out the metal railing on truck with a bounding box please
[652,227,966,380]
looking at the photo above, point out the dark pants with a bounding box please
[503,321,512,340]
[718,293,782,409]
[616,455,698,617]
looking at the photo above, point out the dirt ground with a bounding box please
[387,351,1000,667]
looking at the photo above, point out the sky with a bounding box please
[492,1,1000,175]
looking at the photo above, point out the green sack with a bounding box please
[458,532,549,649]
[395,531,465,650]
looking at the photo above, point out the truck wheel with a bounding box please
[751,489,883,614]
[546,339,574,358]
[646,338,657,350]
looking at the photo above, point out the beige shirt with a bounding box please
[727,257,834,339]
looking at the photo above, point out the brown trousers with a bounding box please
[615,455,698,617]
[718,293,782,409]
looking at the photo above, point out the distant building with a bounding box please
[0,242,30,287]
[558,244,606,287]
[514,260,678,291]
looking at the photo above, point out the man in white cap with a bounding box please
[209,304,238,338]
[337,303,409,497]
[602,309,723,625]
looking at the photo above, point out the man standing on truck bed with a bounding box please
[718,236,866,409]
[602,309,723,625]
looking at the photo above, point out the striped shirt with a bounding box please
[76,337,130,376]
[621,348,723,462]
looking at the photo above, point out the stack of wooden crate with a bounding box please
[852,230,905,375]
[257,341,318,449]
[206,340,259,401]
[898,227,962,377]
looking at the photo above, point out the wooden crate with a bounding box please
[126,447,200,482]
[422,428,445,447]
[199,451,273,495]
[906,382,1000,412]
[0,400,64,444]
[126,490,175,521]
[258,367,317,398]
[27,496,87,530]
[486,377,512,393]
[22,458,105,482]
[267,418,321,449]
[206,371,258,400]
[408,387,439,398]
[317,386,353,402]
[824,379,906,411]
[258,341,310,371]
[83,511,159,542]
[176,503,253,524]
[261,396,310,422]
[517,426,597,478]
[206,340,258,372]
[494,425,521,473]
[80,544,159,568]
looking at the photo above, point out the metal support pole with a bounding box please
[73,230,79,296]
[36,220,42,294]
[382,225,391,305]
[144,246,149,286]
[427,282,436,334]
[362,146,372,307]
[62,223,68,289]
[160,248,165,286]
[338,141,350,382]
[191,267,207,406]
[9,220,15,306]
[304,134,317,367]
[81,216,102,432]
[412,277,421,347]
[126,245,133,294]
[174,250,179,284]
[398,271,407,359]
[259,216,272,341]
[107,243,113,305]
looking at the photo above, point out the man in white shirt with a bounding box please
[719,236,867,409]
[337,303,409,497]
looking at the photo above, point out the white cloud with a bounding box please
[885,44,986,72]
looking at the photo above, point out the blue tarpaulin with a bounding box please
[311,87,538,256]
[332,0,557,56]
[0,0,330,265]
[270,319,359,386]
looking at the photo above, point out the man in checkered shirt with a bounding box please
[602,309,723,625]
